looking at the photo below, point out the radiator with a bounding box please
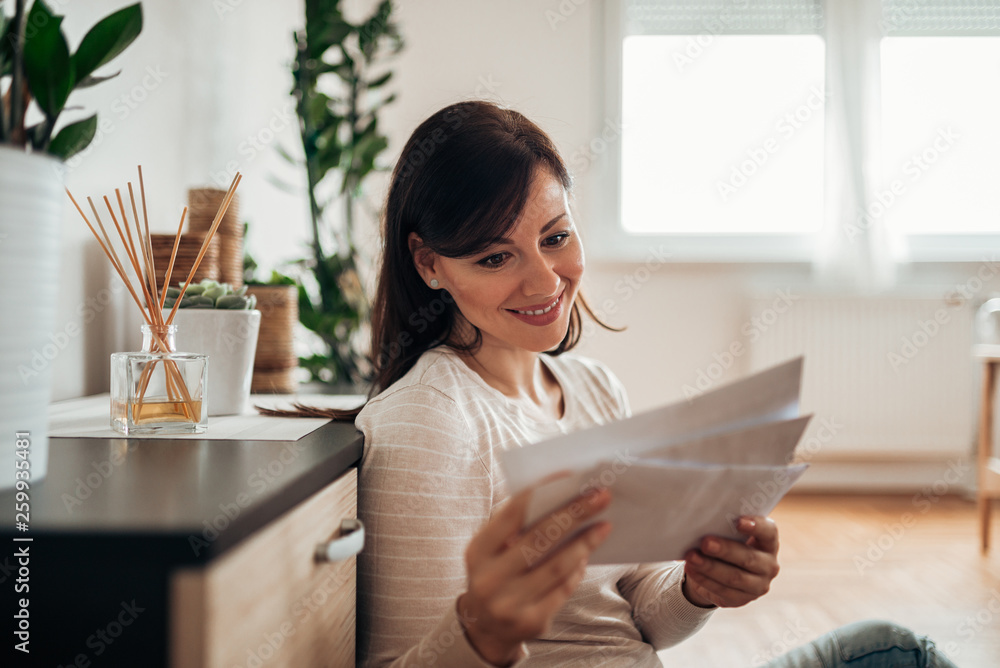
[744,292,977,460]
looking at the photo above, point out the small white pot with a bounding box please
[0,148,62,491]
[165,309,262,416]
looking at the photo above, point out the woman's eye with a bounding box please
[477,234,569,268]
[478,253,506,268]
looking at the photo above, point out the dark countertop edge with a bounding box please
[0,423,365,566]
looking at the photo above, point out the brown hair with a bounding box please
[326,100,624,421]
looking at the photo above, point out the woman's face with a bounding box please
[410,168,585,354]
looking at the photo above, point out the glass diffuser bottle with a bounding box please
[111,323,208,434]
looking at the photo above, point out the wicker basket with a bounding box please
[246,285,299,393]
[149,233,220,292]
[187,187,243,288]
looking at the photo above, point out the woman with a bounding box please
[334,100,957,667]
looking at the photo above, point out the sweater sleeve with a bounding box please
[356,384,528,667]
[616,561,716,650]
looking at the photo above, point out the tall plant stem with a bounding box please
[10,0,25,144]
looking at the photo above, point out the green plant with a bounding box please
[163,280,257,311]
[0,1,143,159]
[287,0,402,386]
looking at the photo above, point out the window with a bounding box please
[602,0,1000,263]
[880,38,1000,236]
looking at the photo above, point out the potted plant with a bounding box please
[0,1,142,489]
[162,280,261,416]
[285,0,402,392]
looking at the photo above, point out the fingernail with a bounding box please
[589,522,611,547]
[689,552,704,566]
[705,539,720,554]
[589,488,609,506]
[739,518,756,531]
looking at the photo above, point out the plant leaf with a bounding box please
[48,114,97,159]
[71,3,142,83]
[366,71,391,88]
[23,1,73,118]
[75,71,122,89]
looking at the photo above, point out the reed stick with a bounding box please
[127,183,156,306]
[159,207,187,310]
[103,196,157,319]
[165,172,242,326]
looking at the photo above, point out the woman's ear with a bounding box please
[408,232,437,284]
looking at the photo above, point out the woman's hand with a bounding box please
[681,515,780,609]
[457,486,613,666]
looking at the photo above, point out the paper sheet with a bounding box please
[48,393,365,441]
[501,357,803,493]
[499,357,809,564]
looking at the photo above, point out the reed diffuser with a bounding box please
[67,167,242,434]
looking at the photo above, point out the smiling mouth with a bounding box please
[507,292,562,316]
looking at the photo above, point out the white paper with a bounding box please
[501,357,803,494]
[499,356,809,565]
[48,393,364,441]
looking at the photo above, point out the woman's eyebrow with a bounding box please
[486,213,567,246]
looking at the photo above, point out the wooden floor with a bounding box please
[658,495,1000,667]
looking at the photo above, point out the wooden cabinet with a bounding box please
[0,421,364,667]
[171,469,359,667]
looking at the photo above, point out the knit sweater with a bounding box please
[355,345,715,666]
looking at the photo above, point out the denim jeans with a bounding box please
[765,620,960,668]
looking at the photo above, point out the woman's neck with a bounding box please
[443,331,554,408]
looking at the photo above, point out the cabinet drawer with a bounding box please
[170,468,358,667]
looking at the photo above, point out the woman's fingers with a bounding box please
[521,553,591,636]
[681,515,782,608]
[686,547,773,597]
[497,487,612,575]
[738,515,780,555]
[684,570,752,607]
[514,520,611,604]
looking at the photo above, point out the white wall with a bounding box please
[44,0,994,490]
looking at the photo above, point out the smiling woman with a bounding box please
[334,100,959,668]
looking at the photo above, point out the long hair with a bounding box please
[321,100,624,421]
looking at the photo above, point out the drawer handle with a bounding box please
[315,518,365,563]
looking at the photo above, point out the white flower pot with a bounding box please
[165,309,262,416]
[0,148,62,490]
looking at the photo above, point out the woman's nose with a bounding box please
[522,251,561,298]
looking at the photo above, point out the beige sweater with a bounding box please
[355,345,715,667]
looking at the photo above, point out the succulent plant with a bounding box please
[163,279,257,310]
